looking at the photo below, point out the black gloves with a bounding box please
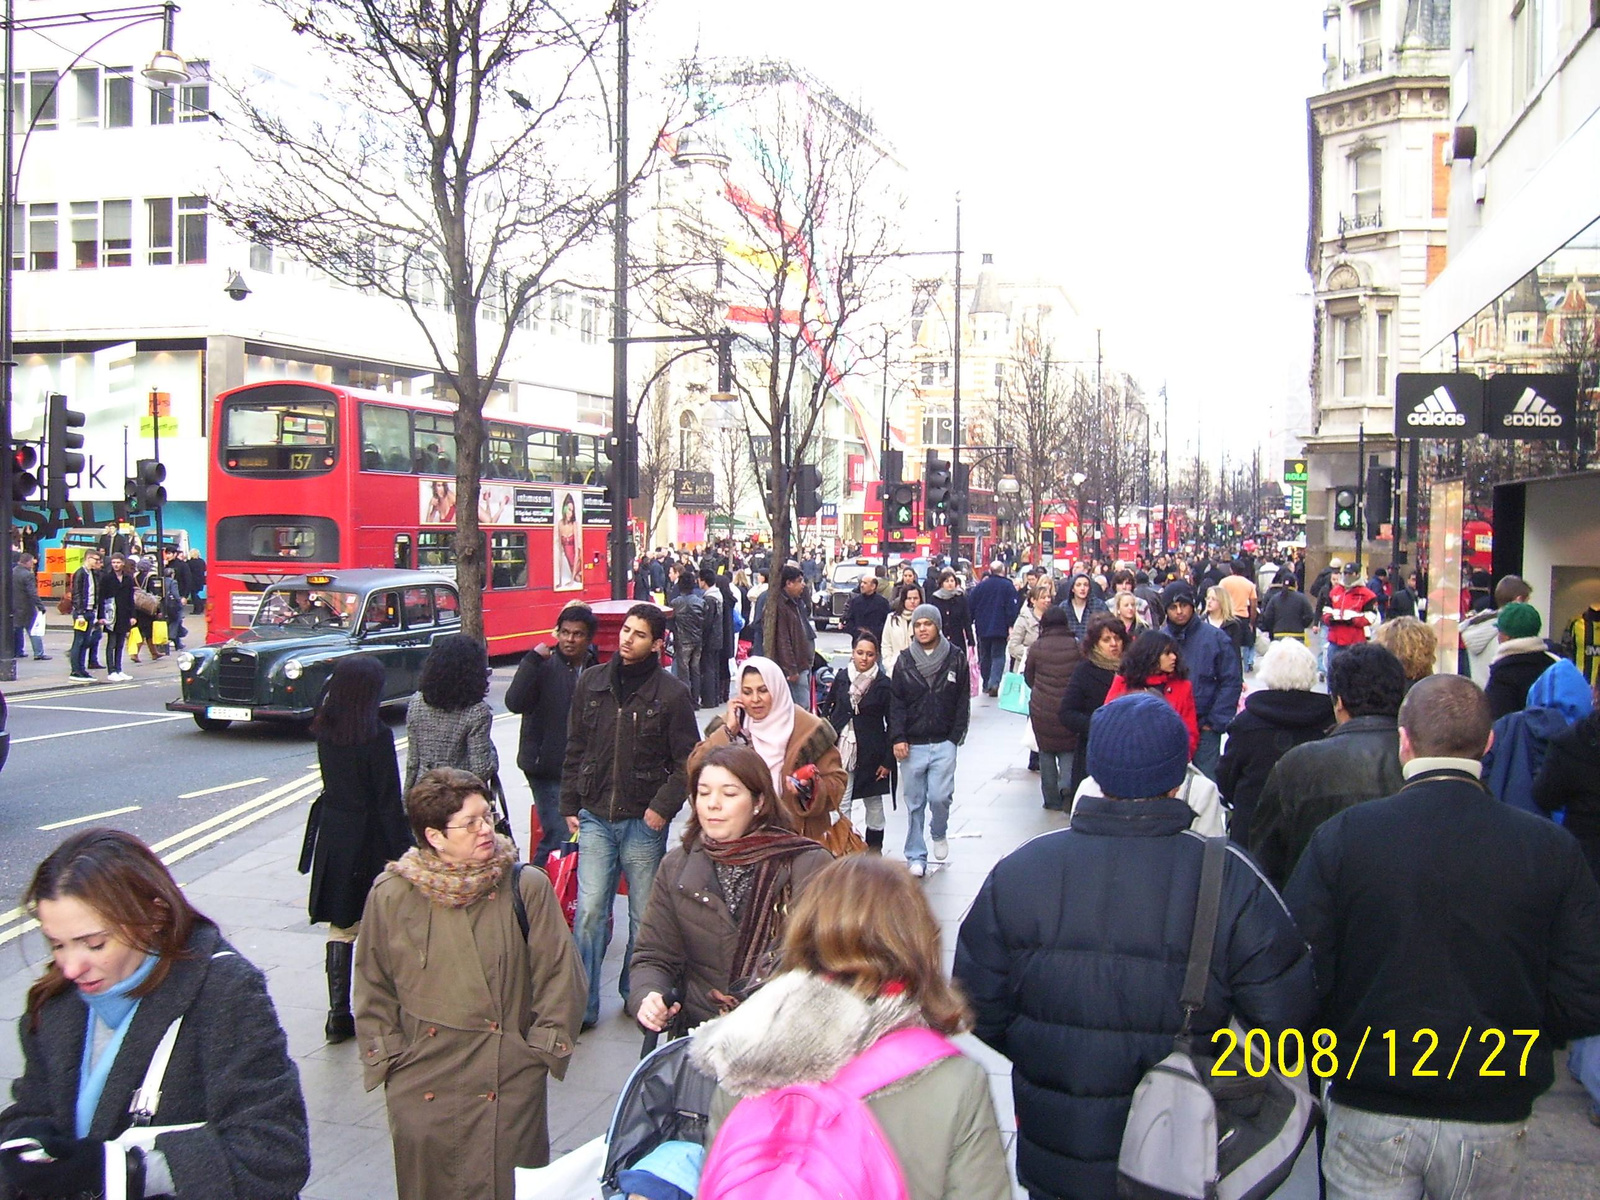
[0,1121,145,1198]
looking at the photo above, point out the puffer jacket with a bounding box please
[1249,714,1403,889]
[1216,689,1335,850]
[1023,628,1081,753]
[1484,657,1591,813]
[1534,713,1600,884]
[626,839,833,1029]
[954,799,1315,1200]
[1164,614,1242,733]
[888,641,970,747]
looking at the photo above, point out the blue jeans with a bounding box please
[789,673,810,710]
[1322,1099,1527,1200]
[1039,749,1074,810]
[901,741,956,865]
[979,635,1008,691]
[527,776,563,867]
[1192,728,1222,781]
[69,622,95,675]
[573,810,666,1026]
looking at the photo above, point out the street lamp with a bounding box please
[0,1,189,682]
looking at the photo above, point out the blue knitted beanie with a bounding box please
[1087,693,1190,799]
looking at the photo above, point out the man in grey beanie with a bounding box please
[887,602,971,876]
[954,692,1315,1198]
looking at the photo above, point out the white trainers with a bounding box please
[931,837,949,861]
[907,860,926,878]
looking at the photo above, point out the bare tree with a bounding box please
[704,418,758,540]
[635,373,680,545]
[215,0,677,637]
[998,334,1074,561]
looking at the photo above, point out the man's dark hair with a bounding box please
[1134,570,1150,585]
[1112,569,1135,588]
[1040,606,1071,631]
[1328,643,1406,718]
[1398,674,1493,759]
[556,602,597,637]
[698,567,718,588]
[779,564,805,587]
[1493,575,1531,607]
[677,573,699,597]
[625,602,667,641]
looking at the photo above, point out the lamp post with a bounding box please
[0,1,187,682]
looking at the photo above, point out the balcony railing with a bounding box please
[1342,47,1385,79]
[1338,207,1383,235]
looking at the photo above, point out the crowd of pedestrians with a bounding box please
[6,538,1600,1200]
[54,542,204,683]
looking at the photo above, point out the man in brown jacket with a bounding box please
[770,564,816,708]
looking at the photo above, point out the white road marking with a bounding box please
[9,705,170,717]
[11,684,140,703]
[10,715,189,744]
[39,805,143,832]
[161,781,320,866]
[148,775,324,853]
[178,777,269,800]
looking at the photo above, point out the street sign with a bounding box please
[1290,483,1306,518]
[1484,374,1578,441]
[1394,373,1484,438]
[1282,459,1307,484]
[672,470,714,509]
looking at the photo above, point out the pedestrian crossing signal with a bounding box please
[1334,487,1357,531]
[887,483,917,530]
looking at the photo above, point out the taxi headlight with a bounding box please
[176,652,195,671]
[284,659,304,681]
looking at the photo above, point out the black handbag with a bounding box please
[297,794,324,874]
[487,774,518,853]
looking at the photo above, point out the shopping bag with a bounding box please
[513,1134,606,1200]
[151,619,169,645]
[545,836,580,929]
[821,813,867,857]
[999,671,1031,715]
[127,627,143,657]
[966,645,982,697]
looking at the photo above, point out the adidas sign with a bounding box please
[1406,386,1467,427]
[1500,387,1564,428]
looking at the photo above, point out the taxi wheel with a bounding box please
[192,714,233,732]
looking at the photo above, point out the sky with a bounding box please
[637,0,1329,461]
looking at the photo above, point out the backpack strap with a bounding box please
[1178,836,1229,1037]
[829,1026,960,1100]
[510,863,530,943]
[127,1017,184,1126]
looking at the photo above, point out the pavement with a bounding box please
[1,652,1598,1198]
[2,608,203,697]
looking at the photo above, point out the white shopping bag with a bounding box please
[514,1135,606,1200]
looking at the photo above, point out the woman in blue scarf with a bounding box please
[0,829,309,1199]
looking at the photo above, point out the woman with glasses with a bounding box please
[355,768,585,1200]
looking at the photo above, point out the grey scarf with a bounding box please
[910,636,950,685]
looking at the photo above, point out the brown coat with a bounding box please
[770,591,813,678]
[691,709,847,841]
[354,864,587,1200]
[626,839,835,1028]
[1024,627,1082,753]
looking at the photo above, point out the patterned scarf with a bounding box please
[701,829,818,988]
[836,665,878,773]
[386,835,517,907]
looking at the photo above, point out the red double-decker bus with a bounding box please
[207,380,613,653]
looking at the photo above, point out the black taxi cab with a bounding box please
[166,569,460,731]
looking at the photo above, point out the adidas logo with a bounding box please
[1501,387,1564,428]
[1405,386,1467,427]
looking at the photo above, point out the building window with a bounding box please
[249,242,273,272]
[104,69,132,127]
[70,202,99,268]
[919,362,935,386]
[921,413,954,446]
[73,68,99,126]
[150,83,174,125]
[28,203,58,270]
[28,71,58,132]
[1334,313,1363,398]
[1352,2,1382,72]
[147,198,172,264]
[179,197,206,262]
[146,196,207,265]
[579,295,605,344]
[1351,151,1381,219]
[179,62,210,122]
[1375,311,1390,396]
[1511,0,1543,100]
[551,289,574,330]
[939,360,951,382]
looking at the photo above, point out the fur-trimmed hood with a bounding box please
[688,970,921,1097]
[1493,636,1555,662]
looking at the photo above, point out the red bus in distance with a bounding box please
[208,379,613,654]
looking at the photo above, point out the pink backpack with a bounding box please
[697,1026,959,1200]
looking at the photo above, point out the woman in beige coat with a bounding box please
[355,768,586,1200]
[690,657,847,844]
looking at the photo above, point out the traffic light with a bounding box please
[924,451,951,528]
[45,392,86,510]
[887,483,917,530]
[949,463,971,528]
[1333,486,1358,532]
[124,474,141,514]
[10,443,38,503]
[793,463,824,519]
[603,426,639,505]
[134,458,167,511]
[1365,465,1394,528]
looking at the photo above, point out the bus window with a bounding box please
[490,531,528,588]
[221,384,338,477]
[393,533,412,570]
[216,515,340,562]
[569,433,603,485]
[401,587,433,627]
[528,429,561,481]
[417,531,455,569]
[414,413,456,474]
[433,588,460,624]
[360,404,413,473]
[485,422,530,480]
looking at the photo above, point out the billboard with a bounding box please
[1395,373,1483,438]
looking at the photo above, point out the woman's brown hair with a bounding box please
[406,767,488,848]
[24,829,206,1029]
[779,855,972,1035]
[681,744,798,846]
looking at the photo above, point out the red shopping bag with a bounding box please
[967,645,982,697]
[544,838,580,929]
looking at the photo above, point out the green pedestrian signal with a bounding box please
[1333,487,1357,531]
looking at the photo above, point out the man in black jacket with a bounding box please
[696,567,722,710]
[956,693,1315,1200]
[505,603,598,866]
[1485,601,1561,720]
[841,573,890,643]
[1250,642,1406,889]
[888,603,970,877]
[1286,674,1600,1199]
[560,604,701,1027]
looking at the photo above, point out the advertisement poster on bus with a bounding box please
[421,479,458,524]
[553,487,583,590]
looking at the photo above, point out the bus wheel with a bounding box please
[193,714,233,732]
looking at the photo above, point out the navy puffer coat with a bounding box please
[953,797,1315,1200]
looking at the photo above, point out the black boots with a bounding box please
[325,941,356,1043]
[865,827,884,855]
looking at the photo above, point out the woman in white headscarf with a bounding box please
[690,656,847,844]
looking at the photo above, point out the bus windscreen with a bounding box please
[221,385,338,476]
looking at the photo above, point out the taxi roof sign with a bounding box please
[304,574,335,586]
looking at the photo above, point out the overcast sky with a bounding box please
[639,0,1328,460]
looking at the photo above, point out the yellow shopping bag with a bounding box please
[127,626,143,656]
[151,619,169,645]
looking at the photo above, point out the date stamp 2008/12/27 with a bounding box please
[1213,1027,1541,1081]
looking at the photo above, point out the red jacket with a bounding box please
[1322,582,1378,647]
[1104,672,1200,759]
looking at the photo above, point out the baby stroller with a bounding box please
[599,1035,716,1196]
